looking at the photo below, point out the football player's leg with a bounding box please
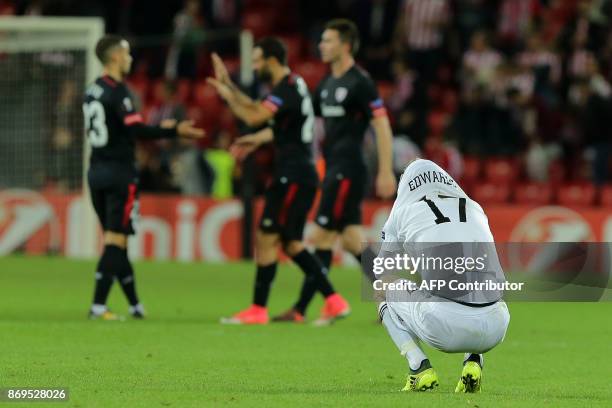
[378,302,438,391]
[88,186,120,320]
[288,173,340,318]
[284,240,335,298]
[253,230,281,308]
[455,354,483,393]
[221,183,283,325]
[284,239,350,325]
[107,182,144,318]
[341,225,377,282]
[455,302,510,393]
[378,302,429,373]
[288,225,337,318]
[220,230,280,325]
[281,184,336,300]
[251,183,284,309]
[285,183,349,324]
[311,168,343,271]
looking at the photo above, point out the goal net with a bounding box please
[0,17,103,191]
[0,17,104,256]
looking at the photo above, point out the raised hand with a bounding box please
[211,52,232,86]
[207,77,233,101]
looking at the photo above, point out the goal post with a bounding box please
[0,16,104,257]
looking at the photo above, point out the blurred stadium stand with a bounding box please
[1,0,611,207]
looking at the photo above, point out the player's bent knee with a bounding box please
[255,230,279,247]
[104,231,127,248]
[310,225,336,249]
[255,230,280,264]
[341,226,363,253]
[283,240,304,257]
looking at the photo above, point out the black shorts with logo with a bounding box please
[88,163,139,235]
[315,164,367,231]
[259,176,317,242]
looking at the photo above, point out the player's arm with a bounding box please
[229,127,273,160]
[211,53,258,107]
[126,117,204,140]
[212,52,268,119]
[207,77,274,127]
[358,78,397,199]
[124,116,202,140]
[370,113,397,199]
[237,127,274,145]
[118,89,204,140]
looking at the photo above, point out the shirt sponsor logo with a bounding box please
[321,104,346,117]
[335,87,348,102]
[123,97,133,112]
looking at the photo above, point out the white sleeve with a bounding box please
[379,207,401,255]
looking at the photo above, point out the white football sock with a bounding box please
[380,303,428,372]
[129,303,145,315]
[91,304,107,315]
[463,353,484,367]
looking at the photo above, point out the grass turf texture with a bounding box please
[1,255,611,407]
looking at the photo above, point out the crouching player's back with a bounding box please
[377,159,510,393]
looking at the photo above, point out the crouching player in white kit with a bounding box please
[377,159,510,393]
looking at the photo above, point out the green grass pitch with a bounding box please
[1,255,611,407]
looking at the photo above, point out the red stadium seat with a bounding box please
[192,80,223,116]
[440,88,458,113]
[149,79,166,105]
[427,110,448,137]
[484,157,520,183]
[219,108,238,135]
[126,78,149,105]
[514,182,554,205]
[279,35,303,66]
[0,1,15,15]
[461,156,482,182]
[600,184,612,206]
[141,104,154,124]
[149,79,192,105]
[548,160,566,185]
[223,57,241,76]
[557,183,596,207]
[176,79,192,103]
[472,182,512,205]
[427,84,442,106]
[294,60,328,90]
[377,81,394,102]
[187,104,218,136]
[242,9,274,37]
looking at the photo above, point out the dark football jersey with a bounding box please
[313,65,387,166]
[261,73,318,183]
[84,75,177,172]
[83,75,144,167]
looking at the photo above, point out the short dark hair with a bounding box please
[255,37,287,65]
[325,18,360,55]
[95,35,125,64]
